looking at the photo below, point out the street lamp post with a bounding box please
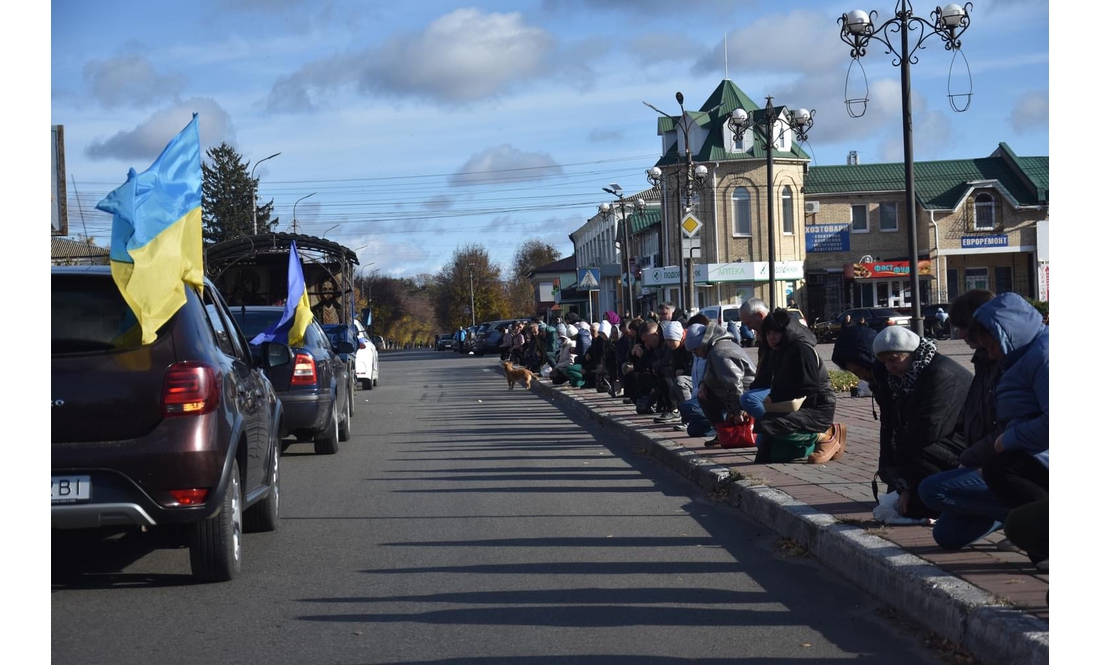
[644,93,713,313]
[839,2,973,335]
[251,152,281,235]
[292,192,316,234]
[727,99,815,310]
[599,184,640,317]
[469,263,476,328]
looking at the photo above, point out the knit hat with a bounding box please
[598,321,612,337]
[566,324,578,338]
[576,321,590,331]
[604,311,621,326]
[873,326,921,356]
[556,324,567,338]
[684,323,707,351]
[665,321,684,341]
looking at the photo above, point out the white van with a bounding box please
[700,304,741,329]
[353,319,379,390]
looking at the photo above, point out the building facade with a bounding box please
[648,79,812,312]
[802,143,1049,323]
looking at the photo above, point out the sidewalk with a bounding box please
[527,374,1048,665]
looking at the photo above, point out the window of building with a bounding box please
[965,267,989,291]
[732,187,752,236]
[782,186,794,234]
[975,193,996,230]
[879,202,898,232]
[851,204,868,233]
[995,266,1013,294]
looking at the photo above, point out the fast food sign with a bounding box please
[844,260,932,279]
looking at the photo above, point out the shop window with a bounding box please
[975,193,996,230]
[995,266,1014,294]
[851,204,868,233]
[965,267,989,291]
[879,202,898,232]
[782,186,794,234]
[732,187,752,236]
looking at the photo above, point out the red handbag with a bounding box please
[715,415,756,448]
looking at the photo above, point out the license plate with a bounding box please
[52,475,92,504]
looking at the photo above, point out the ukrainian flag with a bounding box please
[250,241,314,347]
[96,114,204,345]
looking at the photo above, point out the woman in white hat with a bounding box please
[873,325,971,519]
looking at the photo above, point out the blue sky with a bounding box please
[48,0,1050,278]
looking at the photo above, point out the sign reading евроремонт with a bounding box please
[960,235,1009,248]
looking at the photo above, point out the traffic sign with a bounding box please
[577,268,600,291]
[681,213,702,238]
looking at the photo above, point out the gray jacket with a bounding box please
[699,322,757,410]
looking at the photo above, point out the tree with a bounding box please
[505,239,560,317]
[201,143,278,244]
[434,244,508,332]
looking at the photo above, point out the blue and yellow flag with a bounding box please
[251,241,314,347]
[96,114,204,345]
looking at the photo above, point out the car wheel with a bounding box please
[373,359,379,386]
[314,397,339,455]
[188,460,242,582]
[363,368,374,390]
[337,389,352,442]
[244,441,279,533]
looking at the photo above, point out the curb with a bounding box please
[529,376,1048,665]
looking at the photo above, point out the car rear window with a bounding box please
[231,309,285,339]
[870,308,901,316]
[52,274,145,353]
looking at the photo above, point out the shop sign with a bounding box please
[806,224,851,253]
[642,261,805,286]
[844,260,932,279]
[1038,262,1049,302]
[961,235,1009,249]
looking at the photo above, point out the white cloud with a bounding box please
[423,194,455,212]
[692,9,847,77]
[1010,90,1048,134]
[83,54,186,109]
[85,98,235,162]
[264,9,555,111]
[588,128,624,143]
[449,145,563,187]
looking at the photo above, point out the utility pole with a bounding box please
[469,263,476,328]
[251,152,281,235]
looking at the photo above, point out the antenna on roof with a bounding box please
[724,33,728,80]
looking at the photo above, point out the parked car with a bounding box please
[322,323,363,411]
[353,320,380,389]
[437,333,455,351]
[700,305,740,329]
[52,266,290,582]
[786,308,810,327]
[473,320,516,356]
[813,307,912,342]
[231,306,354,455]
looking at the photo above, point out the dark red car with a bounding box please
[52,266,291,582]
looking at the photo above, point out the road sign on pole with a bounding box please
[680,212,702,238]
[577,268,600,291]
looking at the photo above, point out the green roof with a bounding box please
[804,147,1049,209]
[627,208,661,234]
[655,79,809,166]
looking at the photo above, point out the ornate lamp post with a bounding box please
[727,99,815,310]
[839,2,973,335]
[644,93,715,313]
[599,185,647,317]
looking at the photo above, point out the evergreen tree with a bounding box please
[201,143,278,244]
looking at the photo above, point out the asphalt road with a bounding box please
[53,349,947,664]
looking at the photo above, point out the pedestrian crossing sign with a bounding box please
[577,268,600,291]
[681,213,702,238]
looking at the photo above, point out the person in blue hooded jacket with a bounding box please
[971,292,1048,519]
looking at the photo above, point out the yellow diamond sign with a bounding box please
[681,213,702,238]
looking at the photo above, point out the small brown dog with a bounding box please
[502,361,534,390]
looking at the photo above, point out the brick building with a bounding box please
[802,143,1048,323]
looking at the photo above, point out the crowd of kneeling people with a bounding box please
[500,290,1048,568]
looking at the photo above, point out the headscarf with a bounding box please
[886,337,938,398]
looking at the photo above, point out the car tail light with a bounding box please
[162,362,220,417]
[291,352,317,386]
[358,340,367,350]
[885,320,896,325]
[170,488,209,505]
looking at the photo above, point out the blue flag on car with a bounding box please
[250,241,313,347]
